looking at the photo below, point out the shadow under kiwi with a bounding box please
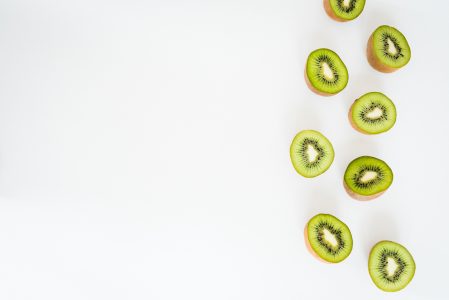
[302,184,340,221]
[335,137,380,175]
[304,29,336,52]
[343,68,384,109]
[360,211,399,260]
[287,100,323,131]
[361,7,395,35]
[357,7,396,72]
[301,184,342,253]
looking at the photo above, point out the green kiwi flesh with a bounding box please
[306,48,348,95]
[328,0,366,20]
[372,25,411,69]
[290,130,334,178]
[344,156,393,198]
[369,241,415,292]
[350,92,397,134]
[306,214,353,263]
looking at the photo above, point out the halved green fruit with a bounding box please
[370,25,411,70]
[290,130,334,178]
[344,156,393,200]
[326,0,366,21]
[349,92,397,134]
[369,241,416,292]
[305,214,353,263]
[305,48,348,95]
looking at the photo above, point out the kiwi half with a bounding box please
[323,0,366,22]
[344,156,393,200]
[369,241,415,292]
[304,214,353,263]
[305,48,348,96]
[290,130,334,178]
[367,25,411,73]
[349,92,397,134]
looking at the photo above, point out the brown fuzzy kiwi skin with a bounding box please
[304,224,332,264]
[304,68,335,97]
[343,180,386,201]
[348,101,372,134]
[323,0,349,22]
[367,34,398,73]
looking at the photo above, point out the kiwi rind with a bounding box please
[305,214,353,263]
[367,25,411,73]
[324,0,366,22]
[290,130,334,178]
[343,156,393,200]
[349,92,397,135]
[368,241,415,292]
[304,69,333,97]
[305,48,349,96]
[304,226,330,264]
[343,180,386,201]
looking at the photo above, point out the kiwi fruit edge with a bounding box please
[323,0,366,22]
[348,92,397,135]
[304,225,331,264]
[367,25,411,73]
[304,213,353,263]
[305,48,349,96]
[304,68,333,97]
[343,156,393,200]
[290,130,335,178]
[368,240,416,292]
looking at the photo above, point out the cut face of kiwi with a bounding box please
[290,130,334,178]
[305,48,348,96]
[349,92,397,134]
[369,241,415,292]
[367,25,411,72]
[304,214,353,263]
[324,0,366,21]
[344,156,393,200]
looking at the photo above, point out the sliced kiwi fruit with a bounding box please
[304,214,353,263]
[290,130,334,178]
[369,241,415,292]
[305,48,348,96]
[367,25,411,73]
[349,92,397,134]
[323,0,366,22]
[344,156,393,200]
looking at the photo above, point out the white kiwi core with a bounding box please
[386,257,399,277]
[321,62,334,80]
[361,171,378,183]
[323,229,338,247]
[365,107,384,119]
[387,38,398,55]
[306,144,319,163]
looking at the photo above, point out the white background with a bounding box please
[0,0,448,299]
